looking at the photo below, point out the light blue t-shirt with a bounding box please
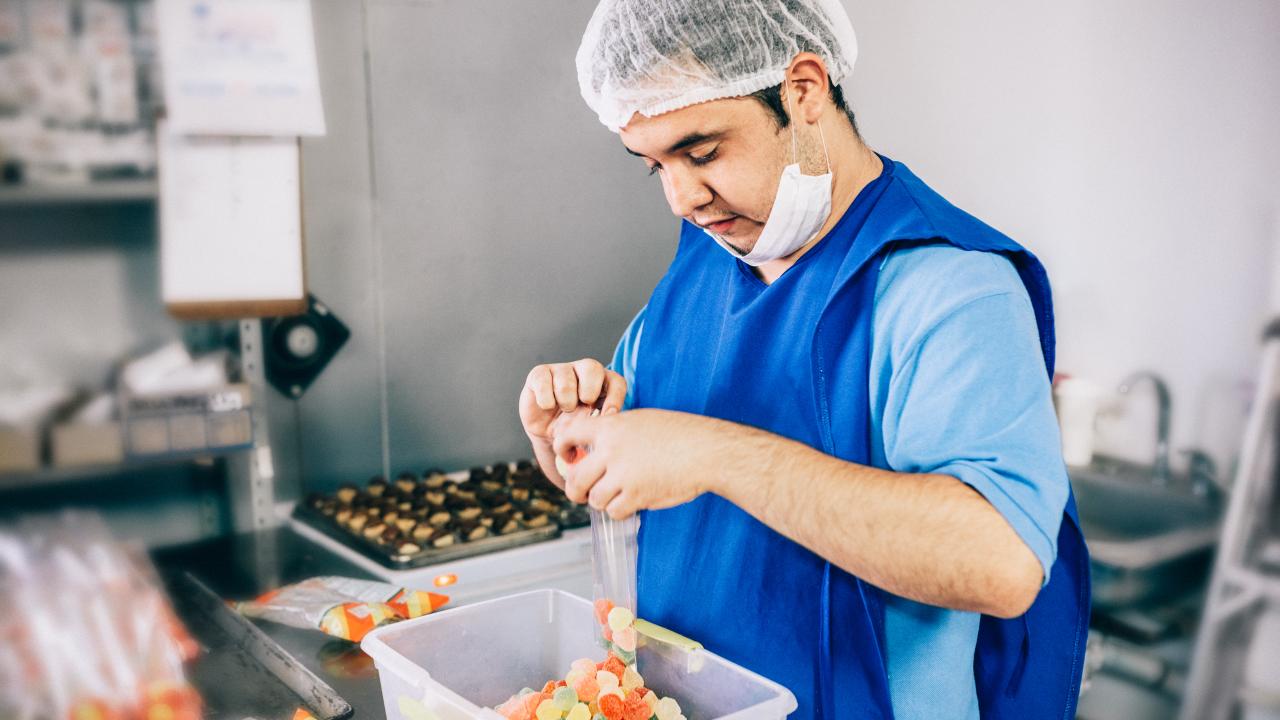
[610,243,1069,720]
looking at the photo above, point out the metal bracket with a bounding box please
[230,319,278,533]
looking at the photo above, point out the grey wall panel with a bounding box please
[0,205,177,386]
[290,0,388,490]
[363,0,673,472]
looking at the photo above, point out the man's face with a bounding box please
[619,97,790,255]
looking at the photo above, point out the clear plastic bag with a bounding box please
[590,507,640,665]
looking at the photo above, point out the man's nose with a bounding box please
[663,168,713,219]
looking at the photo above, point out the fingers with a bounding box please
[587,474,624,513]
[604,491,636,520]
[524,365,556,412]
[600,370,627,414]
[552,414,598,458]
[571,359,606,407]
[550,363,579,412]
[563,452,606,504]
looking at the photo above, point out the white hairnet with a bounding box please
[576,0,859,132]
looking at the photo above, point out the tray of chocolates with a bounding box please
[293,460,585,569]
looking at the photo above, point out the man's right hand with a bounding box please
[519,359,626,485]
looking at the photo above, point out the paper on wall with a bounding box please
[156,0,326,136]
[158,121,305,309]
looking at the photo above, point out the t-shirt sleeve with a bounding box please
[874,248,1068,585]
[609,305,647,410]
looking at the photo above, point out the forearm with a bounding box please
[705,418,1043,618]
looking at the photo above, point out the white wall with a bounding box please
[845,0,1280,473]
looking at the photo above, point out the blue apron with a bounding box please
[631,157,1090,719]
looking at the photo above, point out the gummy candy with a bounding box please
[542,681,559,695]
[496,695,524,720]
[607,607,635,632]
[655,696,681,720]
[536,698,562,720]
[521,692,549,718]
[613,647,636,667]
[572,658,599,677]
[566,703,592,720]
[593,598,615,626]
[622,694,651,720]
[620,666,643,691]
[613,626,637,653]
[566,669,585,687]
[571,673,600,703]
[592,715,607,720]
[596,669,620,690]
[602,655,627,680]
[553,686,578,711]
[598,693,625,720]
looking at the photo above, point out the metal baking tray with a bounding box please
[291,502,561,570]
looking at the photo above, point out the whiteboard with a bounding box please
[159,122,307,319]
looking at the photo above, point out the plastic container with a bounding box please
[361,589,797,720]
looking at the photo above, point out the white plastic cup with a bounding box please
[1054,377,1103,467]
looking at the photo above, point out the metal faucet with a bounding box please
[1117,371,1172,486]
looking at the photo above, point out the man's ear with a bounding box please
[784,52,831,125]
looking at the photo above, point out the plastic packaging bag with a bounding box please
[0,511,201,720]
[235,576,449,643]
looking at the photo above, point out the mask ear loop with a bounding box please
[784,77,833,175]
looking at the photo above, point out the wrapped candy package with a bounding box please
[236,576,449,643]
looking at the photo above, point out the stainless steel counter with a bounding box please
[153,527,393,719]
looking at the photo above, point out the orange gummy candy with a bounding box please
[602,655,627,678]
[599,694,625,720]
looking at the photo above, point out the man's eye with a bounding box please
[690,148,718,166]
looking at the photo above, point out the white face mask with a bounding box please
[704,82,833,267]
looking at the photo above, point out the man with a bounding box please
[518,1,1089,718]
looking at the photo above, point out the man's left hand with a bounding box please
[551,408,720,519]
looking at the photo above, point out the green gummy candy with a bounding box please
[552,685,578,710]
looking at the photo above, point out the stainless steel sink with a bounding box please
[1071,455,1222,609]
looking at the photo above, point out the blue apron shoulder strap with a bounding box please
[816,162,1090,720]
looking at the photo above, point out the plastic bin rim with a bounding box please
[360,588,799,718]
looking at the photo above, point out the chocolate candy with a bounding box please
[367,476,389,497]
[520,511,550,528]
[395,472,417,494]
[335,483,359,504]
[457,519,490,542]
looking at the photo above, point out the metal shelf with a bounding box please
[0,178,158,206]
[0,450,241,492]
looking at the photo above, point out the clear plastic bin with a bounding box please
[361,589,797,720]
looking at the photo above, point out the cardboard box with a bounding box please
[0,427,40,473]
[121,383,253,458]
[50,422,125,467]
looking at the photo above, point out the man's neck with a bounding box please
[754,139,883,285]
